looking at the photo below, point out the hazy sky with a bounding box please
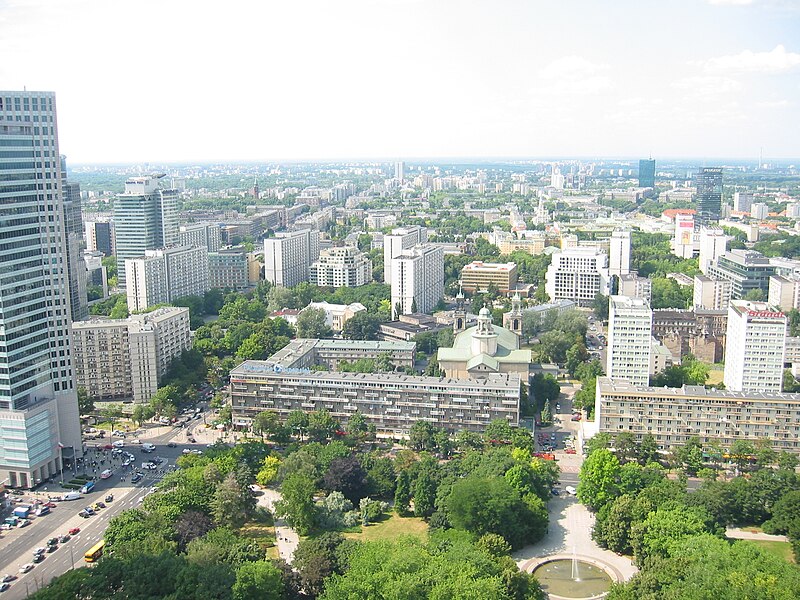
[2,0,798,162]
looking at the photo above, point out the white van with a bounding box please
[63,492,82,501]
[141,443,156,452]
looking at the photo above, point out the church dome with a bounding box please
[479,306,491,317]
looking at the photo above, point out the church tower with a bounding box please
[453,285,467,334]
[503,292,523,340]
[471,306,498,357]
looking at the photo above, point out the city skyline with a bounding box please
[1,0,798,163]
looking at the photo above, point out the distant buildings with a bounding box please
[460,261,518,293]
[394,160,405,182]
[768,275,800,311]
[697,227,729,275]
[707,249,775,299]
[72,307,191,404]
[126,246,209,311]
[545,248,610,307]
[608,230,632,279]
[84,218,115,256]
[693,275,732,310]
[673,212,696,259]
[695,167,723,228]
[733,192,753,214]
[606,296,653,386]
[178,222,223,252]
[62,170,88,321]
[113,175,179,287]
[263,229,320,288]
[638,158,656,189]
[751,202,769,220]
[390,244,444,318]
[723,300,786,393]
[309,246,372,287]
[618,273,652,303]
[304,301,366,332]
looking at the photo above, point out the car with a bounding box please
[167,442,177,448]
[571,414,582,421]
[151,456,164,464]
[96,501,106,508]
[32,555,44,564]
[84,506,95,515]
[131,473,143,483]
[100,469,113,480]
[16,520,29,528]
[131,439,142,444]
[112,430,126,437]
[555,404,561,412]
[33,548,46,556]
[68,527,80,535]
[1,575,15,583]
[46,545,57,553]
[112,440,125,448]
[565,486,577,496]
[47,538,58,546]
[551,488,561,496]
[18,564,34,574]
[123,460,131,467]
[102,444,113,450]
[0,582,10,592]
[192,449,203,455]
[78,511,90,518]
[105,494,114,503]
[91,503,102,511]
[188,437,196,443]
[58,535,70,543]
[182,449,192,455]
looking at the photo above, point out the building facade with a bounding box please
[460,261,518,293]
[723,300,786,393]
[695,167,723,228]
[608,230,631,278]
[62,174,88,321]
[606,296,653,386]
[263,229,320,288]
[303,301,366,332]
[72,307,191,404]
[638,159,656,188]
[383,225,427,283]
[0,91,82,488]
[707,250,775,299]
[544,248,610,307]
[693,275,732,310]
[126,245,209,311]
[178,222,223,252]
[84,218,114,256]
[697,227,729,275]
[309,246,372,287]
[769,275,800,311]
[208,247,250,290]
[390,244,444,319]
[618,273,652,303]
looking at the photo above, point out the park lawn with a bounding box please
[707,369,724,386]
[343,513,428,543]
[745,540,795,564]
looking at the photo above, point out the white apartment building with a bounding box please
[733,192,753,213]
[595,377,800,454]
[263,229,320,288]
[673,212,696,259]
[544,247,610,307]
[72,307,191,404]
[608,230,631,278]
[383,226,427,283]
[723,300,786,393]
[309,246,372,287]
[304,301,367,332]
[769,275,800,311]
[178,222,223,252]
[606,295,653,386]
[618,273,652,303]
[693,275,732,310]
[751,202,769,220]
[698,227,729,274]
[126,245,209,311]
[391,245,444,319]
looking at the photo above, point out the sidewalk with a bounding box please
[258,488,300,564]
[726,527,788,542]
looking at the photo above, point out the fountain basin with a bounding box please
[532,558,613,599]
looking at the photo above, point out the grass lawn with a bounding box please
[343,513,428,543]
[707,369,724,386]
[745,539,795,563]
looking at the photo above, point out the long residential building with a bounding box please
[309,246,372,287]
[595,376,800,454]
[208,246,250,290]
[72,307,191,404]
[178,222,223,252]
[126,245,209,311]
[263,229,320,287]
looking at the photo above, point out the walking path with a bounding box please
[258,488,300,563]
[726,527,788,542]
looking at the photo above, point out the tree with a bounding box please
[307,409,340,443]
[232,561,284,600]
[132,403,155,427]
[484,418,514,443]
[256,456,282,487]
[594,293,609,320]
[629,505,710,565]
[175,510,214,550]
[730,439,755,471]
[77,386,94,416]
[411,456,439,518]
[286,410,309,440]
[537,330,573,364]
[614,432,639,465]
[565,342,589,377]
[593,494,638,555]
[296,307,333,339]
[638,434,660,466]
[529,373,559,411]
[292,532,350,597]
[212,472,254,528]
[540,400,552,426]
[763,490,800,535]
[275,473,317,535]
[341,311,381,340]
[409,420,437,451]
[394,470,412,515]
[322,455,369,505]
[252,411,279,440]
[577,448,620,511]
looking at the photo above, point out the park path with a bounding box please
[726,527,788,542]
[258,488,300,563]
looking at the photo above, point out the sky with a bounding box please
[1,0,799,163]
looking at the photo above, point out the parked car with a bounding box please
[46,545,57,554]
[1,575,16,583]
[33,549,46,556]
[112,441,125,448]
[32,554,44,564]
[565,486,577,496]
[47,538,58,547]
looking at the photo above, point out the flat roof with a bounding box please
[597,376,800,402]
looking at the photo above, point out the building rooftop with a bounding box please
[597,376,800,401]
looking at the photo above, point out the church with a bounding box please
[437,293,532,380]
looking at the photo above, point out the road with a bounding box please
[0,408,217,599]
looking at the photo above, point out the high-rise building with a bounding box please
[751,202,769,220]
[0,90,82,488]
[263,229,320,288]
[606,296,653,386]
[208,247,250,290]
[707,249,775,299]
[61,161,88,321]
[723,300,786,393]
[638,158,656,188]
[72,307,191,404]
[618,273,652,302]
[383,226,427,283]
[390,245,444,318]
[693,275,732,310]
[733,192,754,214]
[309,246,372,287]
[768,275,800,311]
[394,161,405,182]
[113,175,179,287]
[178,222,223,252]
[84,218,114,256]
[673,212,696,259]
[544,248,610,307]
[126,246,209,311]
[608,230,631,278]
[695,167,723,227]
[697,227,729,275]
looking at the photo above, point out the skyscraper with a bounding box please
[263,229,321,288]
[0,91,82,488]
[383,225,428,283]
[638,158,656,188]
[608,230,631,278]
[390,245,444,318]
[696,167,723,227]
[113,174,179,287]
[61,158,88,321]
[394,161,405,182]
[606,295,653,386]
[723,300,786,393]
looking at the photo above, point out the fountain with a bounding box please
[571,548,581,582]
[531,555,613,599]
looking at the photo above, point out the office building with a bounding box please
[544,248,610,307]
[768,275,800,311]
[751,202,769,220]
[309,246,372,287]
[460,261,519,293]
[383,225,427,283]
[697,227,729,275]
[61,169,88,321]
[733,192,753,214]
[0,90,82,488]
[208,247,250,290]
[84,218,115,256]
[673,212,696,259]
[695,167,723,227]
[618,273,652,303]
[394,160,405,182]
[707,249,775,299]
[303,301,367,332]
[72,307,191,404]
[84,251,109,298]
[606,296,653,386]
[723,300,786,393]
[113,175,179,287]
[178,222,223,252]
[693,275,732,310]
[638,158,656,188]
[595,377,800,454]
[126,246,209,312]
[608,230,631,278]
[390,245,444,318]
[263,229,320,288]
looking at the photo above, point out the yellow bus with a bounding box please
[84,540,106,563]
